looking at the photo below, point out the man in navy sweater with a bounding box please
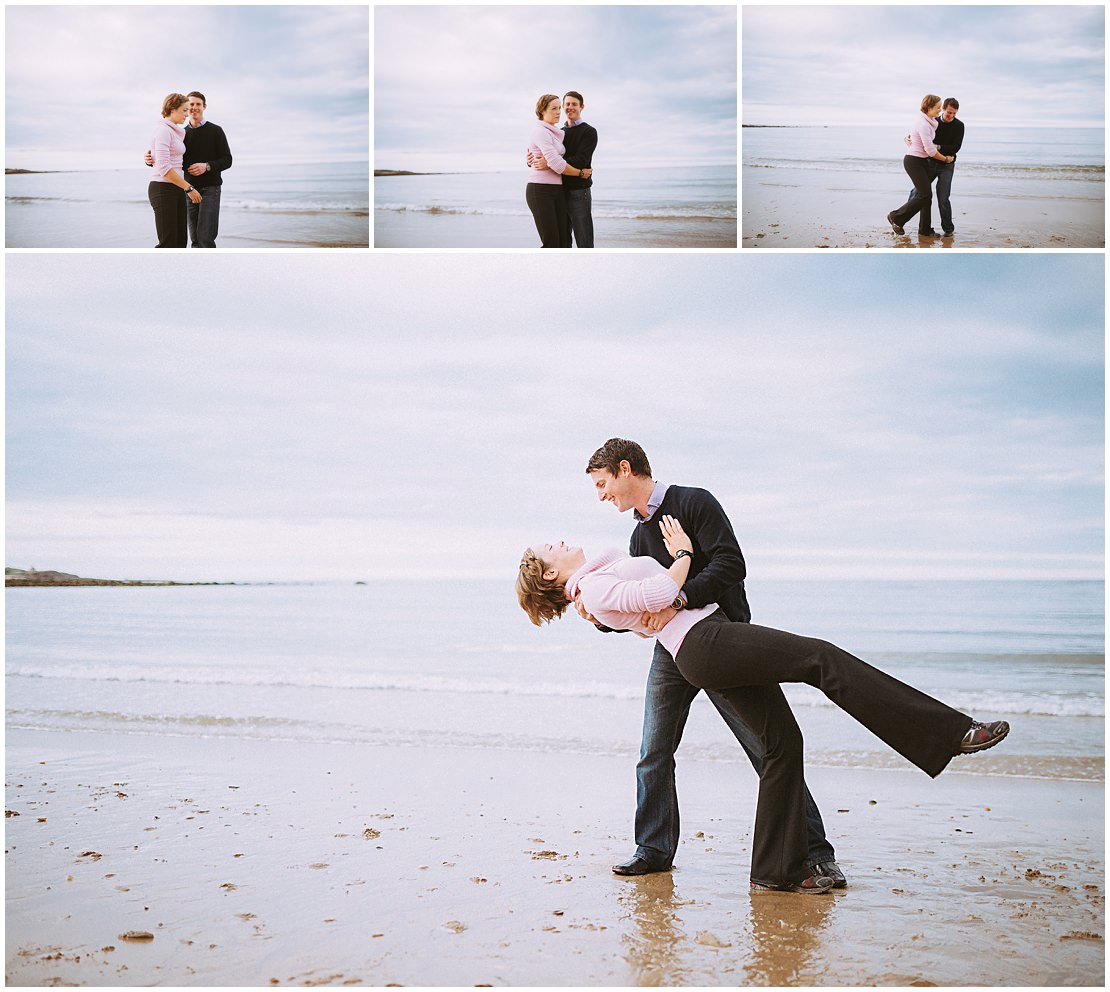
[581,438,845,886]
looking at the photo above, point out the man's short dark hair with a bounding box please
[942,97,959,110]
[586,438,651,478]
[563,90,584,106]
[187,91,207,105]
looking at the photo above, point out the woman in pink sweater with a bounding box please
[526,94,592,248]
[516,517,1009,894]
[148,93,203,248]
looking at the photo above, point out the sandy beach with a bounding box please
[375,208,737,249]
[5,164,369,249]
[741,164,1104,249]
[374,165,737,248]
[6,727,1103,987]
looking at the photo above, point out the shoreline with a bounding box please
[741,163,1104,249]
[6,727,1103,986]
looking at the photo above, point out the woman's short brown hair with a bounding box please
[920,93,941,113]
[535,93,559,120]
[516,549,569,626]
[161,92,189,118]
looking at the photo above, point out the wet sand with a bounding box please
[374,209,737,248]
[6,728,1103,986]
[741,164,1105,249]
[4,198,369,249]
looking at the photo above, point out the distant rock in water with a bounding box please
[5,566,236,587]
[6,567,81,582]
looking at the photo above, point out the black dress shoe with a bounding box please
[886,212,904,235]
[812,861,848,888]
[943,229,955,236]
[612,855,671,876]
[919,229,940,237]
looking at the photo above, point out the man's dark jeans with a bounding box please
[934,160,955,232]
[566,187,594,248]
[633,640,836,869]
[187,184,222,248]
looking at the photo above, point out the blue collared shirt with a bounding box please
[634,481,670,523]
[634,481,687,606]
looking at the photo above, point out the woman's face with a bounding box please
[530,541,585,581]
[168,103,188,125]
[541,98,561,126]
[925,102,941,119]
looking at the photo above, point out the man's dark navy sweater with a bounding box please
[561,121,597,190]
[631,485,751,623]
[184,122,233,189]
[934,117,964,161]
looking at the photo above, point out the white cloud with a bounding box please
[6,253,1103,581]
[5,5,369,169]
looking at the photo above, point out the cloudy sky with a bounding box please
[743,4,1105,127]
[375,5,737,171]
[5,5,368,170]
[6,253,1102,583]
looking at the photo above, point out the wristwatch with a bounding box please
[671,596,684,611]
[673,549,693,561]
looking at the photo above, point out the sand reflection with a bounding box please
[614,872,700,985]
[743,891,837,984]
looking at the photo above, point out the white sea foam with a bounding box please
[6,664,1103,717]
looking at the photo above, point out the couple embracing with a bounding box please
[887,95,964,238]
[146,91,233,248]
[525,91,598,248]
[517,438,1009,895]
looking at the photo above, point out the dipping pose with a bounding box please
[517,519,1010,893]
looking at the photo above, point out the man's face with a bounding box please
[941,104,957,123]
[188,96,206,123]
[588,465,637,513]
[563,96,582,123]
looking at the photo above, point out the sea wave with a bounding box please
[375,201,737,220]
[743,158,1105,182]
[6,194,366,213]
[7,664,1102,717]
[8,709,1101,781]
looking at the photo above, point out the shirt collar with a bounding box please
[634,481,669,523]
[563,118,587,128]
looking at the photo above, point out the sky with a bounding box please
[5,5,369,170]
[6,253,1103,583]
[743,4,1105,127]
[374,5,737,171]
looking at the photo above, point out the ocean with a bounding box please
[5,161,369,248]
[6,579,1102,783]
[742,125,1104,200]
[374,164,737,247]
